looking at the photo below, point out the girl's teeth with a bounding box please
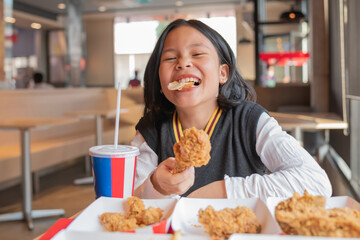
[178,78,197,83]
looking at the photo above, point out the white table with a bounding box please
[0,117,78,230]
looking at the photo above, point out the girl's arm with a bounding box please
[131,133,165,198]
[225,112,332,200]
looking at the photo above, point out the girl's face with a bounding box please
[159,26,228,110]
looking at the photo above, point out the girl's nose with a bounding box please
[176,58,192,70]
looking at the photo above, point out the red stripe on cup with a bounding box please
[132,156,137,196]
[152,220,167,234]
[111,157,125,198]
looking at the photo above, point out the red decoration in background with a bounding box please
[259,51,310,66]
[5,33,18,43]
[80,58,86,71]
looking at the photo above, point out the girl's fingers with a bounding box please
[172,167,195,194]
[169,166,194,185]
[160,157,176,171]
[151,162,195,195]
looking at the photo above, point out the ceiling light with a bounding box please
[57,3,66,10]
[280,6,305,23]
[31,23,42,29]
[5,17,16,24]
[98,6,106,12]
[175,1,183,7]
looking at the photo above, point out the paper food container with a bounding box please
[231,196,360,240]
[266,195,360,218]
[52,230,171,240]
[265,195,360,238]
[229,233,360,240]
[171,197,282,237]
[52,229,210,240]
[66,197,178,234]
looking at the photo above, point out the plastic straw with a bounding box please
[114,81,121,148]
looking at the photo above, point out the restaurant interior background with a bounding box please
[0,0,359,205]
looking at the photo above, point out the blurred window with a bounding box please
[114,21,159,54]
[114,13,236,89]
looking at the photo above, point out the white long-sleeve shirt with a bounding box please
[131,112,332,200]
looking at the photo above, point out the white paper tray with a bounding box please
[52,230,209,240]
[53,195,360,239]
[171,197,282,236]
[229,233,360,240]
[66,197,178,233]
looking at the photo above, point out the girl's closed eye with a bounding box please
[163,56,176,61]
[193,53,204,57]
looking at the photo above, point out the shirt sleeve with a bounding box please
[131,132,176,199]
[225,112,332,201]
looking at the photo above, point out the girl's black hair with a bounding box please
[143,19,256,121]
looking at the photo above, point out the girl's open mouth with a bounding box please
[167,78,200,91]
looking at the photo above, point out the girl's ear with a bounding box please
[219,64,229,84]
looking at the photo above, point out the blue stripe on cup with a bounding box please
[93,156,112,198]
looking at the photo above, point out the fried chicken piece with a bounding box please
[99,212,138,231]
[275,190,326,235]
[126,196,145,224]
[140,206,163,226]
[198,206,261,239]
[275,190,360,238]
[173,127,211,174]
[125,196,163,226]
[99,196,163,232]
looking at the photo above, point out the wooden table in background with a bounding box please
[270,112,348,141]
[0,117,78,230]
[270,112,348,161]
[64,109,129,185]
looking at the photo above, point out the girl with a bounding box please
[132,19,331,200]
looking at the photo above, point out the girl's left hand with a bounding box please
[187,180,227,198]
[151,157,195,195]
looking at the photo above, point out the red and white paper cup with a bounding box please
[89,145,140,199]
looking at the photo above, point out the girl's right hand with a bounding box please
[150,157,195,195]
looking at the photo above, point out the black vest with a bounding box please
[136,102,268,197]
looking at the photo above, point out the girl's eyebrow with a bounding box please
[162,48,176,54]
[162,43,210,54]
[189,43,210,49]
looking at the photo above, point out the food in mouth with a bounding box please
[173,127,211,174]
[168,78,200,91]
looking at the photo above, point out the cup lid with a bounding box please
[89,145,140,158]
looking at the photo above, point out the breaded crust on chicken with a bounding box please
[198,205,261,239]
[99,196,163,232]
[275,190,360,238]
[173,127,211,174]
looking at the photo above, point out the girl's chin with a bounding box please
[173,98,199,108]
